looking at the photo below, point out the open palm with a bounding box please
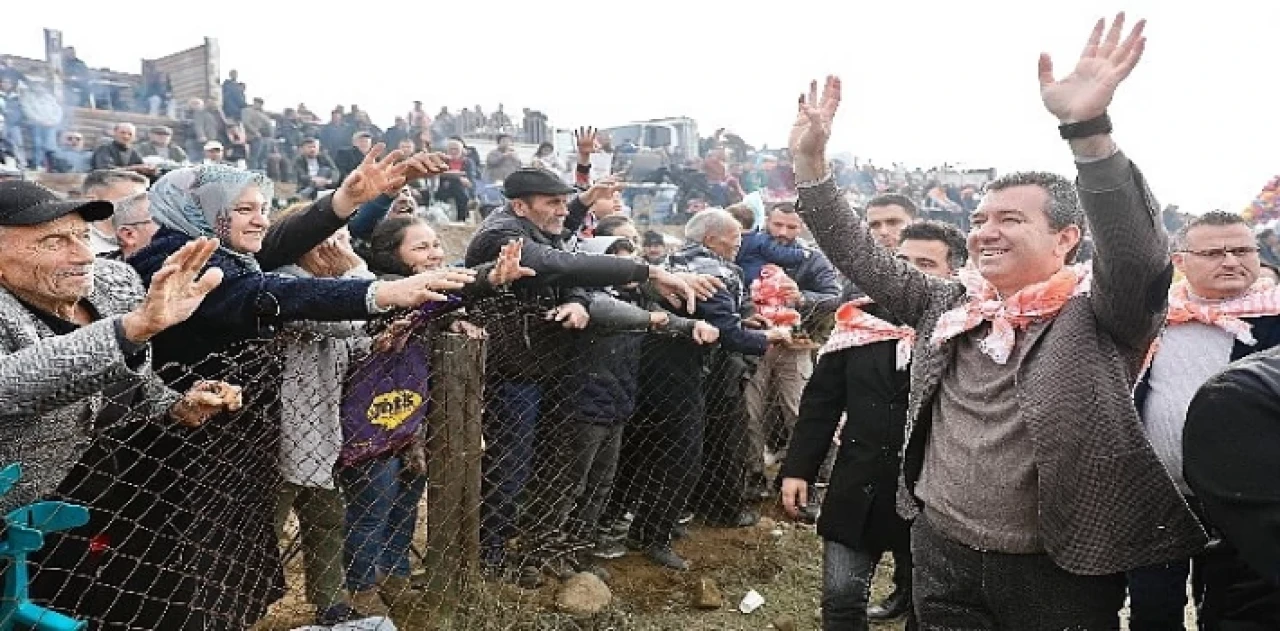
[1039,12,1147,123]
[789,76,842,162]
[140,237,224,331]
[340,143,411,205]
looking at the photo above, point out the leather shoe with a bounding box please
[867,587,910,619]
[645,544,690,571]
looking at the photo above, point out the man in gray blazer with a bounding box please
[787,13,1205,628]
[0,180,237,514]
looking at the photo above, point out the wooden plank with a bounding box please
[422,332,485,619]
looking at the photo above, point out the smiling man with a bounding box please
[787,14,1206,627]
[0,180,232,515]
[1127,210,1280,629]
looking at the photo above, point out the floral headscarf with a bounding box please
[148,164,275,272]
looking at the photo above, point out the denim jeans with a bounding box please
[338,454,426,591]
[823,539,914,630]
[823,539,876,630]
[480,381,540,565]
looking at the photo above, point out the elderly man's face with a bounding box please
[0,214,96,306]
[704,224,742,261]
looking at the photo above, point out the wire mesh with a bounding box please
[9,273,810,630]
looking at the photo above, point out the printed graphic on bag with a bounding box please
[368,390,425,429]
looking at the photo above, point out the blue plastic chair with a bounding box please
[0,463,88,631]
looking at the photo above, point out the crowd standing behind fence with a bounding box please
[3,11,1280,631]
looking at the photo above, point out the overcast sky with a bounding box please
[6,1,1275,212]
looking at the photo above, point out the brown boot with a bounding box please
[349,588,390,616]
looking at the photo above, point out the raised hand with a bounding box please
[487,239,537,286]
[123,237,224,343]
[334,144,410,216]
[574,126,600,159]
[1039,13,1146,123]
[375,267,477,309]
[397,152,450,188]
[580,175,623,208]
[789,76,842,182]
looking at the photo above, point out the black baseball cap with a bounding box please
[0,181,114,226]
[502,168,576,199]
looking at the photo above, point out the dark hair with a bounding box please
[726,203,755,230]
[767,202,798,215]
[536,142,554,156]
[496,134,511,143]
[367,215,429,277]
[865,193,918,217]
[1174,210,1248,251]
[984,171,1086,262]
[642,230,666,247]
[984,171,1081,231]
[605,239,636,256]
[83,169,148,195]
[595,215,633,237]
[900,220,968,271]
[300,137,319,146]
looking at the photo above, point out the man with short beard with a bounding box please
[781,220,966,630]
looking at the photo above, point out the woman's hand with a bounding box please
[375,268,477,310]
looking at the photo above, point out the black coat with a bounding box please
[780,303,910,550]
[1186,347,1280,623]
[463,202,649,382]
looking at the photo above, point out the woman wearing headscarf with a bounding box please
[124,159,481,630]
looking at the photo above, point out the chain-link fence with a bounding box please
[7,278,825,631]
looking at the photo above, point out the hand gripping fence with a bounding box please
[11,291,817,630]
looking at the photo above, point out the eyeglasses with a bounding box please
[1179,246,1260,260]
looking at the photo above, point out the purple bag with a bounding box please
[339,297,462,467]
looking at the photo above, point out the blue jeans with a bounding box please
[338,454,426,591]
[480,381,540,566]
[823,539,876,630]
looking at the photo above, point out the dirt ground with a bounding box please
[254,499,908,631]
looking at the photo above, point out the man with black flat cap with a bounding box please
[0,180,240,516]
[465,167,713,576]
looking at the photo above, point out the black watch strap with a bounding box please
[1059,113,1112,140]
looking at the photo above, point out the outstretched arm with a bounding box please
[1039,13,1170,349]
[791,77,947,327]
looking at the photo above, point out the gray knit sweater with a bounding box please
[0,259,180,513]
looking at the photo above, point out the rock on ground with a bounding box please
[692,576,725,610]
[555,571,613,616]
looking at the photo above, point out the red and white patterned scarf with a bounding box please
[819,297,916,370]
[930,264,1092,364]
[1165,278,1280,344]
